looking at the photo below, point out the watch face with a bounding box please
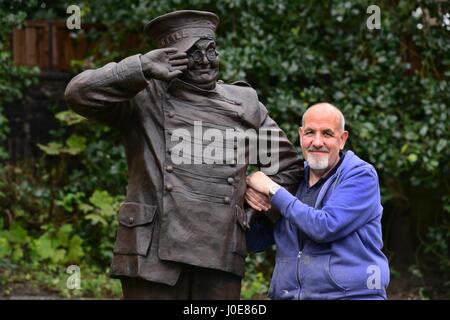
[270,185,279,195]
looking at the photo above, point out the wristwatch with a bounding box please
[268,184,281,201]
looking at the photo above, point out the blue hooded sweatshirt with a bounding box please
[247,150,390,300]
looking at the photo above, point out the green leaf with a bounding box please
[55,110,86,125]
[51,249,67,264]
[85,213,108,226]
[57,224,73,247]
[89,190,116,217]
[436,139,447,153]
[400,144,409,154]
[7,223,29,245]
[11,247,24,262]
[67,235,84,262]
[65,134,87,155]
[33,235,56,261]
[405,132,419,141]
[407,154,418,164]
[0,237,11,257]
[79,203,94,213]
[37,142,64,155]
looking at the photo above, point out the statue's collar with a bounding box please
[167,78,221,99]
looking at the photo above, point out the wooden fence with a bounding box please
[11,20,99,71]
[12,20,147,71]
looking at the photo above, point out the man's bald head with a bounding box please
[302,103,345,132]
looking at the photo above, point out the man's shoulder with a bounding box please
[343,151,379,180]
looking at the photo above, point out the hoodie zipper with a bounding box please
[296,250,302,299]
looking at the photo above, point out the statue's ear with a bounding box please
[231,80,252,87]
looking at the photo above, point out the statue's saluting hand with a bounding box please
[140,47,188,81]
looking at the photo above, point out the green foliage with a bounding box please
[0,221,84,265]
[242,251,274,299]
[424,195,450,273]
[84,190,120,227]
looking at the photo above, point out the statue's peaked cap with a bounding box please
[144,10,219,52]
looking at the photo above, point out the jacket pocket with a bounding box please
[113,202,157,256]
[232,205,248,257]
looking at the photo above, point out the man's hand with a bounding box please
[246,171,279,196]
[245,187,271,212]
[140,48,188,81]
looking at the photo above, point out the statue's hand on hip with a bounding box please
[140,48,188,81]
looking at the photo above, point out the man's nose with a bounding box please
[312,135,324,147]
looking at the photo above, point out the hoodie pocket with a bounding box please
[268,256,300,300]
[113,202,157,256]
[299,254,346,297]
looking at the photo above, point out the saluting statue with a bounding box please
[65,10,302,299]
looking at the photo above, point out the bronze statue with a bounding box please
[64,10,302,299]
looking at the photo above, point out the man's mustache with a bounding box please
[307,147,329,153]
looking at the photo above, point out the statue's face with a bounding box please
[183,39,219,89]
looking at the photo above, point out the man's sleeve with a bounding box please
[271,164,382,243]
[64,54,152,128]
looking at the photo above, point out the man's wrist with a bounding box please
[268,183,281,200]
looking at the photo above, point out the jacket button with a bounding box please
[167,149,172,155]
[168,112,174,118]
[166,184,173,191]
[223,197,230,204]
[166,165,173,173]
[128,217,134,224]
[227,177,234,184]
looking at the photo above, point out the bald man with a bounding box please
[245,103,390,300]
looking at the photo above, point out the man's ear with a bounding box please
[340,130,349,150]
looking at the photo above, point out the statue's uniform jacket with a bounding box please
[65,54,302,285]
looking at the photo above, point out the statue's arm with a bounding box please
[64,54,151,127]
[252,102,304,223]
[64,48,187,127]
[257,102,303,193]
